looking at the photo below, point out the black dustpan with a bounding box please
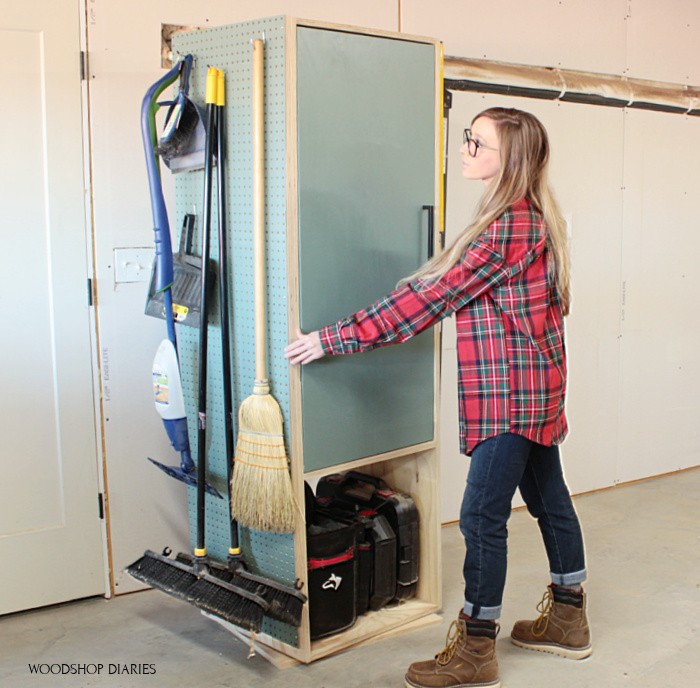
[158,54,206,174]
[145,213,211,329]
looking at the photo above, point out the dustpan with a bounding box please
[158,55,206,174]
[145,213,212,329]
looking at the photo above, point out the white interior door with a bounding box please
[0,0,106,614]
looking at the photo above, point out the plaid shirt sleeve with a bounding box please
[319,244,510,355]
[319,208,546,356]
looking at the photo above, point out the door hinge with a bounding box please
[80,51,87,81]
[87,278,93,306]
[98,492,105,520]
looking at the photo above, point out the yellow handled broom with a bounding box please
[229,38,296,533]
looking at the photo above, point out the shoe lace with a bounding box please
[436,620,464,666]
[532,587,554,637]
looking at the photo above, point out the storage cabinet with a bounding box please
[172,16,442,664]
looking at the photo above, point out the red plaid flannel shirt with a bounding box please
[319,198,568,455]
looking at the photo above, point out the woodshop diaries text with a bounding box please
[28,663,156,675]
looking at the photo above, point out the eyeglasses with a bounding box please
[463,129,499,157]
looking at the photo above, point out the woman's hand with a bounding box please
[284,328,325,365]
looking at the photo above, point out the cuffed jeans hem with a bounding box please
[463,601,501,621]
[550,568,587,586]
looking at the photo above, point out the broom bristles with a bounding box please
[230,392,296,533]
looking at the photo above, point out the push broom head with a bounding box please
[177,552,307,627]
[126,549,268,632]
[230,390,296,533]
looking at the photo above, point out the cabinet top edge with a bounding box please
[171,15,440,49]
[290,17,440,48]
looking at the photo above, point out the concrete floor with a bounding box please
[2,467,698,688]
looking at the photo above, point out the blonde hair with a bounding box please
[406,107,570,315]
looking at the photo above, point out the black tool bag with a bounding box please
[316,471,420,603]
[360,510,397,610]
[306,486,357,640]
[313,497,378,616]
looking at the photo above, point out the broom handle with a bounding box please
[195,67,219,558]
[252,38,269,394]
[215,70,242,558]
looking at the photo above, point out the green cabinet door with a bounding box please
[297,27,436,472]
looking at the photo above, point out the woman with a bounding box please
[285,108,590,688]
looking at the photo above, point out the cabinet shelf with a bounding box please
[303,440,436,482]
[310,599,441,661]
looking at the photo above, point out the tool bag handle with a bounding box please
[325,471,391,505]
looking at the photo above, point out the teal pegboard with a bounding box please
[172,17,297,647]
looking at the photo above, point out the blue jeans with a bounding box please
[460,433,586,620]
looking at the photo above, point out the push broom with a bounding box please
[229,38,296,534]
[127,67,267,632]
[178,68,306,625]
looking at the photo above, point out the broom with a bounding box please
[214,67,305,624]
[229,37,296,534]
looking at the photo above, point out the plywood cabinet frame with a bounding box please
[174,16,444,664]
[279,17,444,664]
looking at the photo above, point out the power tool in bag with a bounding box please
[316,471,420,603]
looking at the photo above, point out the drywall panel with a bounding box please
[402,0,628,76]
[617,109,700,483]
[544,103,625,497]
[439,92,625,522]
[87,0,399,593]
[625,0,700,84]
[87,0,397,74]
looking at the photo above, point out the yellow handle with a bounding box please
[205,66,217,104]
[216,68,225,107]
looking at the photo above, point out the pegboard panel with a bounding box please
[172,17,297,647]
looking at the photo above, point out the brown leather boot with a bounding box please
[404,611,500,688]
[510,584,592,659]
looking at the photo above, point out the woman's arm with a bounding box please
[285,206,543,364]
[285,239,506,365]
[318,239,507,356]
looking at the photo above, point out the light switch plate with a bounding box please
[114,247,155,284]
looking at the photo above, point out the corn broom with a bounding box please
[229,38,295,533]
